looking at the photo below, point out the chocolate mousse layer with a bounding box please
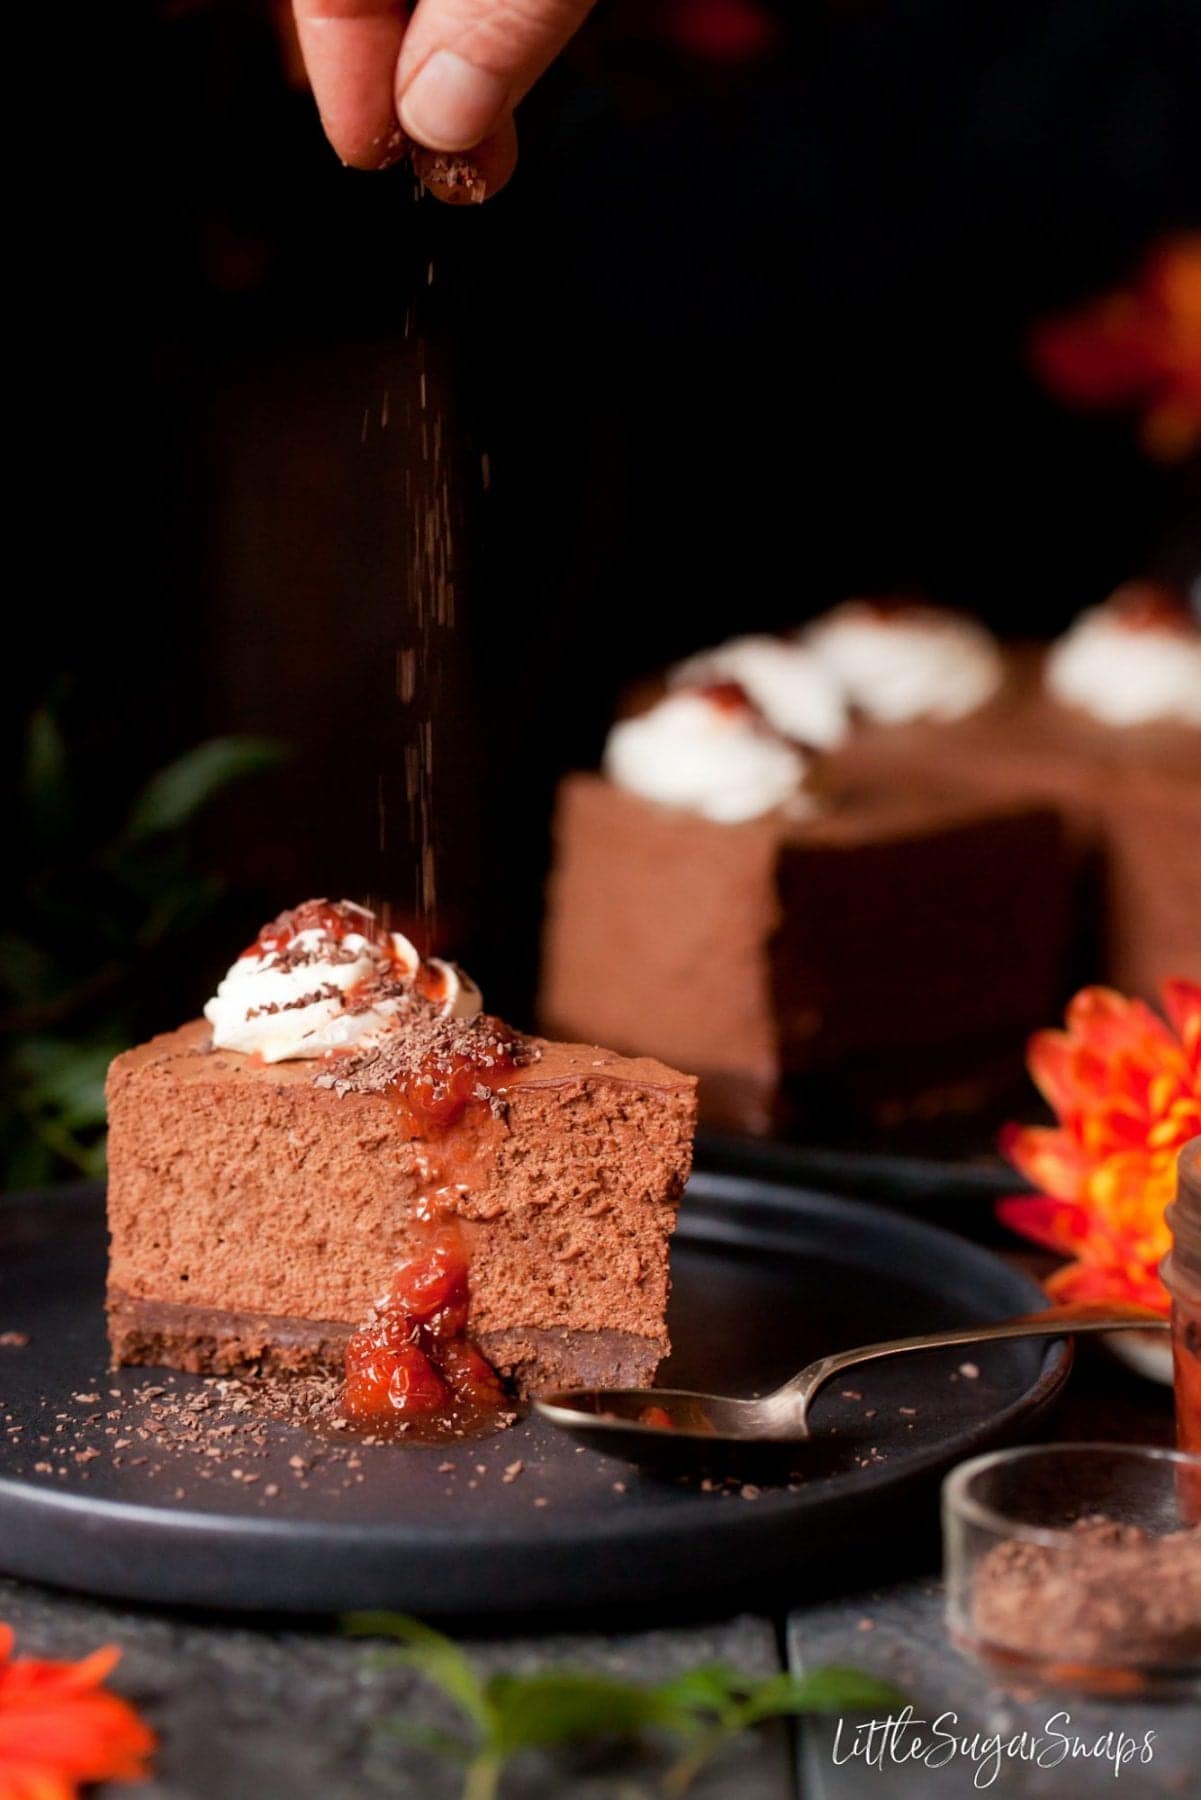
[540,773,1069,1136]
[106,1022,696,1393]
[827,648,1201,999]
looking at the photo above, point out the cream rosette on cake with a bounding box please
[804,601,1004,724]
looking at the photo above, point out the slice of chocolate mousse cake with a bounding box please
[540,660,1070,1137]
[106,901,696,1417]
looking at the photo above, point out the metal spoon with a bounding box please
[534,1304,1169,1462]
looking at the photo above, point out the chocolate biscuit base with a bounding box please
[105,1291,661,1390]
[106,1022,696,1394]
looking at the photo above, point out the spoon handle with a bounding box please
[772,1303,1169,1425]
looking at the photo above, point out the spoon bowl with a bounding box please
[534,1386,822,1476]
[534,1305,1168,1469]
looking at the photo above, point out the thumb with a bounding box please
[396,0,596,152]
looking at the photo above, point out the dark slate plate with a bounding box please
[694,1134,1020,1239]
[0,1177,1069,1616]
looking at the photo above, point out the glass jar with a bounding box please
[943,1444,1201,1696]
[1163,1134,1201,1519]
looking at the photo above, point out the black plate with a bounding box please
[695,1133,1020,1236]
[0,1177,1069,1615]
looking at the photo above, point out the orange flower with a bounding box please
[999,980,1201,1312]
[0,1623,155,1800]
[1029,234,1201,460]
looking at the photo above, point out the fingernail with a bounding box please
[399,50,508,152]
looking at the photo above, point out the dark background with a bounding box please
[5,0,1200,1179]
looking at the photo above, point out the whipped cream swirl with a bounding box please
[603,688,812,823]
[204,900,482,1063]
[670,634,850,749]
[804,601,1004,723]
[1045,585,1201,727]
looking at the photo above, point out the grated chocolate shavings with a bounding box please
[246,984,343,1019]
[314,1008,537,1101]
[339,969,417,1017]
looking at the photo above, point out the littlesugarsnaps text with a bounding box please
[831,1708,1156,1788]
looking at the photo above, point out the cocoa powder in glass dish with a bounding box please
[944,1444,1201,1697]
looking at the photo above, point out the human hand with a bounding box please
[292,0,598,199]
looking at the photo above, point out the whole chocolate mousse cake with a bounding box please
[825,584,1201,999]
[106,900,696,1417]
[542,590,1199,1137]
[540,670,1069,1136]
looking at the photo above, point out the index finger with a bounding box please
[292,0,409,170]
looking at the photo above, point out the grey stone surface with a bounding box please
[0,1578,792,1799]
[789,1578,1199,1800]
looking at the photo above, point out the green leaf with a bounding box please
[24,706,68,797]
[662,1666,906,1795]
[2,1130,57,1190]
[346,1611,907,1800]
[124,737,286,841]
[11,1038,121,1131]
[22,707,71,840]
[782,1666,907,1716]
[0,932,57,1006]
[11,1099,107,1179]
[342,1614,493,1738]
[653,1664,745,1718]
[484,1671,695,1757]
[464,1752,505,1800]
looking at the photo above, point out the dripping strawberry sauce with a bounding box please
[342,1226,509,1439]
[338,1033,522,1440]
[237,899,522,1439]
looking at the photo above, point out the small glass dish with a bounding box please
[943,1443,1201,1698]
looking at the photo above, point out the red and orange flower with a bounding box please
[1029,233,1201,462]
[0,1623,154,1800]
[999,979,1201,1311]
